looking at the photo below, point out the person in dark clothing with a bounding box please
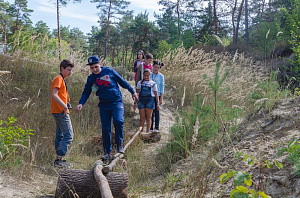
[133,50,145,83]
[75,55,138,160]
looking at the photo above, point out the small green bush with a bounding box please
[278,137,300,177]
[0,117,34,161]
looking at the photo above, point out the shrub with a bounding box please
[0,117,34,161]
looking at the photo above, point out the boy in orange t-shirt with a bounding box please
[51,59,74,168]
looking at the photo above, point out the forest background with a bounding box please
[1,0,300,197]
[1,0,299,67]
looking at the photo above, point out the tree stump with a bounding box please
[55,169,128,198]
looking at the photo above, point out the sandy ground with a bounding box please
[0,170,56,198]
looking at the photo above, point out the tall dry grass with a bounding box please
[161,45,269,114]
[148,44,288,197]
[0,32,136,182]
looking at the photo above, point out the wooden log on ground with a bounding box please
[55,169,128,198]
[94,164,113,198]
[103,128,142,173]
[105,154,124,174]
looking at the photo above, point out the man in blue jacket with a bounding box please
[75,55,138,160]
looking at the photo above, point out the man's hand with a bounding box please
[75,104,83,113]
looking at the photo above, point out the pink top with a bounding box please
[134,63,152,81]
[143,63,152,71]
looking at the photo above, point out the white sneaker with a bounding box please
[154,129,159,132]
[149,130,153,133]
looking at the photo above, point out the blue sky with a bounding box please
[7,0,164,35]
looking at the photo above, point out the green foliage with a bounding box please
[157,40,172,60]
[52,25,88,52]
[182,30,196,49]
[280,0,300,82]
[159,94,241,166]
[0,117,34,161]
[220,152,281,198]
[203,62,229,117]
[278,137,300,176]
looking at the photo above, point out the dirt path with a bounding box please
[0,170,56,198]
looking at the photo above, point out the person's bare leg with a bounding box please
[145,108,153,133]
[139,108,146,132]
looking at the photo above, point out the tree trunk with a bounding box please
[104,0,112,60]
[235,0,245,44]
[111,48,115,66]
[176,0,180,37]
[98,38,101,58]
[213,0,217,35]
[4,20,7,54]
[57,0,61,61]
[245,0,249,44]
[14,8,19,33]
[232,0,238,43]
[55,169,128,198]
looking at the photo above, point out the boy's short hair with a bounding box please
[145,53,153,59]
[60,60,74,71]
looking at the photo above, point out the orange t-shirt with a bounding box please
[51,74,70,114]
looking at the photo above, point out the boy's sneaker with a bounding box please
[149,129,153,132]
[154,129,159,132]
[54,159,71,168]
[101,153,115,161]
[117,144,124,153]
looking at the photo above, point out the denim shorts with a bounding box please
[138,97,155,109]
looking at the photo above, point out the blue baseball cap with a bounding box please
[86,55,100,65]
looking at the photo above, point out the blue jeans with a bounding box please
[100,107,124,154]
[52,112,74,157]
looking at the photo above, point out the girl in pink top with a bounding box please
[135,53,153,86]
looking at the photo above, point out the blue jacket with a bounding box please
[79,67,135,110]
[151,72,164,96]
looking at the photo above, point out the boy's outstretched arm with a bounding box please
[76,77,93,113]
[112,69,137,100]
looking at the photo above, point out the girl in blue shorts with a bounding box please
[136,69,160,133]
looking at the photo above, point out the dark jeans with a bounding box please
[151,96,160,130]
[100,107,124,154]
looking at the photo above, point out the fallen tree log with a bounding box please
[55,169,128,198]
[55,128,142,198]
[94,162,113,198]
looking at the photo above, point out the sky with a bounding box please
[7,0,164,35]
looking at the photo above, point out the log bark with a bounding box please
[94,165,113,198]
[55,169,128,198]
